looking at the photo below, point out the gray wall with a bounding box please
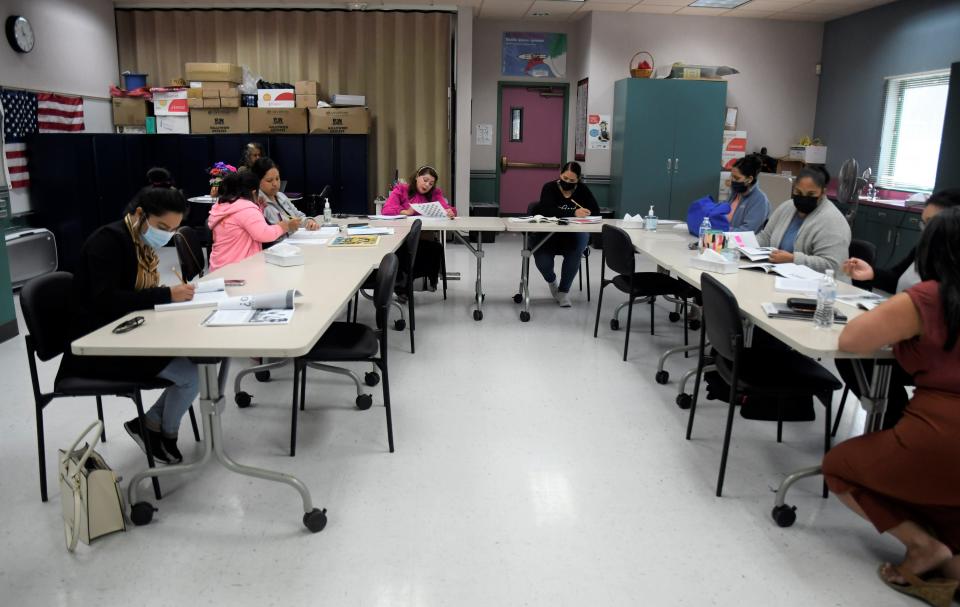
[814,0,960,177]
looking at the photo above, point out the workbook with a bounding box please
[155,278,229,311]
[347,226,394,235]
[741,262,823,281]
[329,235,381,247]
[202,289,300,326]
[761,302,848,324]
[509,215,559,223]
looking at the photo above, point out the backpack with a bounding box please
[686,195,732,236]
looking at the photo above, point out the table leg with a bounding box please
[514,232,555,322]
[449,230,485,321]
[770,358,891,528]
[126,360,327,533]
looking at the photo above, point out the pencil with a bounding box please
[570,199,585,210]
[171,266,186,285]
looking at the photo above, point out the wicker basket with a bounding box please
[629,51,655,78]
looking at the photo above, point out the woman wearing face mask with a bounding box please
[252,157,319,230]
[61,186,199,465]
[530,162,600,308]
[834,189,960,432]
[725,154,770,233]
[382,165,456,291]
[756,166,850,274]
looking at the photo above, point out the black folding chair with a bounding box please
[174,226,206,282]
[593,224,689,361]
[291,254,399,456]
[686,273,841,497]
[21,272,200,502]
[526,201,591,300]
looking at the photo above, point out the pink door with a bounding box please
[498,86,565,214]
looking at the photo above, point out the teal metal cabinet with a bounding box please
[611,78,727,219]
[0,188,18,344]
[895,212,923,261]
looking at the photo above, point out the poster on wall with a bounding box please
[587,114,611,150]
[501,32,567,78]
[575,78,588,161]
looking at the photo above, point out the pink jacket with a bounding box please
[207,198,285,273]
[381,184,457,216]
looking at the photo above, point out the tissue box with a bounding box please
[264,249,304,267]
[689,255,739,274]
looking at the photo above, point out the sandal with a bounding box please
[878,563,959,607]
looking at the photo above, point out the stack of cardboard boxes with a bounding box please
[111,64,371,136]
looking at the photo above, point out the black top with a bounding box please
[873,248,916,294]
[59,219,173,382]
[533,181,601,218]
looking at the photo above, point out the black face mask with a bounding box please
[730,180,750,194]
[558,179,577,192]
[793,194,819,214]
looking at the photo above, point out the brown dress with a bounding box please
[822,280,960,552]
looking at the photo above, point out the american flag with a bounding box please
[37,92,85,133]
[1,88,37,189]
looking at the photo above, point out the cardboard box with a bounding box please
[249,108,308,134]
[721,152,743,170]
[156,116,190,134]
[111,97,147,126]
[152,90,189,115]
[202,98,222,108]
[190,108,249,134]
[777,158,805,177]
[788,146,805,160]
[115,125,147,134]
[308,107,370,135]
[189,81,232,90]
[721,130,747,170]
[187,88,204,99]
[220,96,240,108]
[719,171,732,201]
[184,63,242,83]
[188,97,204,109]
[202,88,221,99]
[788,145,828,164]
[296,94,318,109]
[257,89,296,108]
[295,81,318,95]
[331,94,365,106]
[220,87,239,98]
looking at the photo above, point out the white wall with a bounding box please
[584,12,823,177]
[470,18,584,171]
[1,0,118,213]
[454,7,473,214]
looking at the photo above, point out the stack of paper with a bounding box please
[409,201,449,218]
[203,289,300,326]
[774,277,820,294]
[155,278,229,311]
[368,214,408,220]
[347,226,394,235]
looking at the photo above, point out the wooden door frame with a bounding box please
[494,81,570,207]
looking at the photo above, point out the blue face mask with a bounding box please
[141,222,174,250]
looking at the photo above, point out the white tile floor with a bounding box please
[0,233,918,605]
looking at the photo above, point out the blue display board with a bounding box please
[501,32,567,78]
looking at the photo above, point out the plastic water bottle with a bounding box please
[323,198,332,224]
[645,205,658,231]
[698,216,712,251]
[814,269,837,328]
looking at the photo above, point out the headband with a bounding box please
[417,165,437,175]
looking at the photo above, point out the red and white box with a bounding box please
[257,89,296,108]
[155,116,190,134]
[721,130,747,169]
[152,89,189,116]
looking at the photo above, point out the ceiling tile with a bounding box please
[740,0,810,9]
[627,4,683,13]
[719,8,777,17]
[768,11,830,20]
[479,0,533,18]
[782,2,844,14]
[529,0,584,14]
[638,0,690,6]
[585,2,634,10]
[583,0,638,4]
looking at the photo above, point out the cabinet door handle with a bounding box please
[674,157,680,172]
[887,229,892,244]
[895,232,901,246]
[667,158,672,173]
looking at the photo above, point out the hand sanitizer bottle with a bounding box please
[645,205,658,231]
[323,198,332,224]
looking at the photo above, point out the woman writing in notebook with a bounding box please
[382,165,456,291]
[62,185,198,465]
[530,162,600,308]
[755,165,850,274]
[824,206,960,606]
[207,170,300,273]
[252,157,319,230]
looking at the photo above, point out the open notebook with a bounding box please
[155,278,229,311]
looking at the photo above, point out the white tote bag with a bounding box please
[58,421,126,551]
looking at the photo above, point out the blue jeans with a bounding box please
[145,357,199,438]
[533,232,589,293]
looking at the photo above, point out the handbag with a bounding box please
[58,421,126,551]
[686,195,732,236]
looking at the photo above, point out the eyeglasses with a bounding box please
[112,316,145,334]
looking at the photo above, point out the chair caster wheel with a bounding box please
[303,508,328,533]
[609,318,620,331]
[519,311,530,322]
[688,319,702,331]
[130,502,156,526]
[355,394,373,410]
[513,293,523,304]
[669,312,681,322]
[394,319,406,331]
[473,310,483,321]
[235,392,253,408]
[255,370,271,382]
[655,370,669,385]
[364,372,380,387]
[772,504,797,528]
[676,393,692,410]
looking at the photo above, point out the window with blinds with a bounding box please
[876,69,950,192]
